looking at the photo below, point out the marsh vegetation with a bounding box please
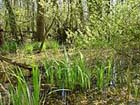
[0,0,140,105]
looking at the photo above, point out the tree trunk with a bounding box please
[58,0,63,13]
[4,0,19,41]
[31,0,35,36]
[35,0,45,41]
[0,23,4,46]
[0,0,2,9]
[81,0,89,23]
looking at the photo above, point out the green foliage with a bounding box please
[10,68,31,105]
[23,43,34,54]
[1,0,140,51]
[32,66,40,105]
[44,49,90,90]
[9,67,41,105]
[95,59,113,90]
[133,84,139,102]
[0,40,17,53]
[66,1,140,50]
[44,40,59,50]
[96,65,105,90]
[106,59,112,86]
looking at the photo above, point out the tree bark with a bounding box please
[0,23,4,46]
[81,0,89,23]
[4,0,19,41]
[58,0,63,13]
[35,0,45,41]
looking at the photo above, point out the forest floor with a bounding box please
[0,48,140,105]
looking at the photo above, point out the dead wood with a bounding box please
[0,55,32,71]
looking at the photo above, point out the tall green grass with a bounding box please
[32,66,41,105]
[44,49,90,90]
[9,66,40,105]
[96,59,113,90]
[96,65,105,90]
[10,68,31,105]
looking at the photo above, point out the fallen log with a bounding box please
[0,55,32,71]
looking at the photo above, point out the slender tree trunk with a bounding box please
[81,0,89,23]
[31,0,35,36]
[0,0,3,9]
[58,0,63,13]
[35,0,45,41]
[110,0,117,6]
[26,0,30,32]
[4,0,19,41]
[0,23,4,46]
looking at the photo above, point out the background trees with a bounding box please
[4,0,19,41]
[0,0,139,51]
